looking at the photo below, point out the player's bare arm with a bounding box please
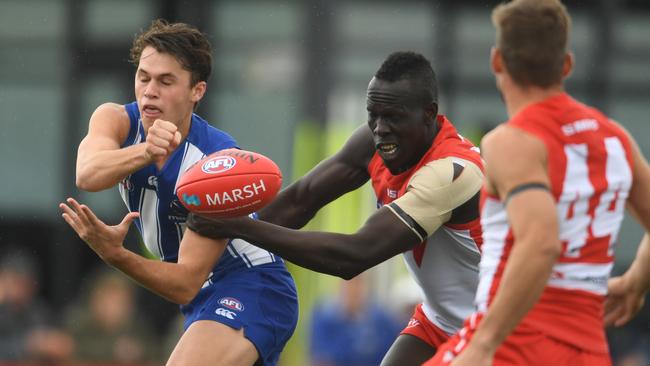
[256,124,375,229]
[195,206,421,279]
[59,198,226,304]
[453,126,561,365]
[189,156,482,280]
[76,102,180,191]
[76,103,148,191]
[605,129,650,327]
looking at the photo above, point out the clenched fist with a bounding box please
[144,119,182,163]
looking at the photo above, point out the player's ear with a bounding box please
[562,52,574,79]
[490,46,504,74]
[424,102,438,122]
[191,81,207,103]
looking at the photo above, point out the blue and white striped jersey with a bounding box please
[118,102,285,276]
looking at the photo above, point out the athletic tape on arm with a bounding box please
[504,182,550,206]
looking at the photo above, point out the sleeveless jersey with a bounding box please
[119,102,285,276]
[476,93,633,353]
[367,115,484,335]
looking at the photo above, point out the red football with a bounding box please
[176,148,282,218]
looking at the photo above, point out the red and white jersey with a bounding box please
[477,93,633,353]
[368,115,484,335]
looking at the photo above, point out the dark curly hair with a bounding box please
[130,19,212,87]
[375,51,438,105]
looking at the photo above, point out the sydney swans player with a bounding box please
[426,1,650,365]
[188,51,484,366]
[59,20,297,366]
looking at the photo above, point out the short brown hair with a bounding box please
[492,0,570,87]
[130,19,212,86]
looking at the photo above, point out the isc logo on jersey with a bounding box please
[219,297,245,312]
[202,156,236,174]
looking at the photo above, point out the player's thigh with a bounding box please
[166,320,259,366]
[380,334,437,366]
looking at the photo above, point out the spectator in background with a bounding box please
[0,249,74,362]
[309,275,402,366]
[65,268,158,363]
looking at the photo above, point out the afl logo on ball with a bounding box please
[202,156,236,174]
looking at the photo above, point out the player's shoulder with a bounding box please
[482,124,543,156]
[412,157,483,193]
[485,122,531,139]
[92,102,130,123]
[87,102,132,143]
[337,124,376,169]
[413,158,456,187]
[602,117,633,141]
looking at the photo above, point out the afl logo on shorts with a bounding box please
[219,297,245,312]
[202,156,236,174]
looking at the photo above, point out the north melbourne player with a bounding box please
[59,20,297,366]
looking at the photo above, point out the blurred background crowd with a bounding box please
[1,0,649,365]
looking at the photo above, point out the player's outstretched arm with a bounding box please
[60,198,226,304]
[192,206,420,280]
[451,126,561,366]
[256,125,374,229]
[605,131,650,327]
[189,155,483,279]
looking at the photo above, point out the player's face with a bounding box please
[134,46,204,132]
[366,77,435,174]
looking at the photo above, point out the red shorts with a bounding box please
[424,313,611,366]
[400,303,451,349]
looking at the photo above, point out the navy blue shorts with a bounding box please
[181,267,298,366]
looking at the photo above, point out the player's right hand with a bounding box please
[144,119,182,163]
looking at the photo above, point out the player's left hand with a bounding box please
[604,274,646,327]
[59,198,139,263]
[185,213,251,239]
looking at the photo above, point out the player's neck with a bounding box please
[503,83,565,118]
